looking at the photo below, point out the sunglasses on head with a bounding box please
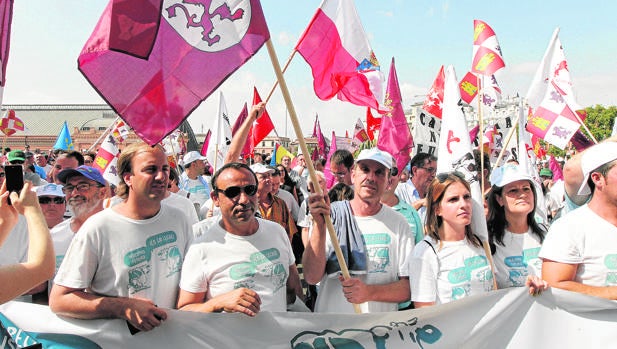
[216,184,257,198]
[436,171,466,183]
[38,197,65,204]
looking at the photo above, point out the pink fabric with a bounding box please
[377,58,413,171]
[109,0,161,58]
[0,0,13,87]
[79,0,270,145]
[324,131,337,189]
[549,155,565,181]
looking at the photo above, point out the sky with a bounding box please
[4,1,617,140]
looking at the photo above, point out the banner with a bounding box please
[2,288,617,348]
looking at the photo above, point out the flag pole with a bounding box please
[265,39,362,314]
[476,75,498,291]
[264,50,297,144]
[492,113,520,170]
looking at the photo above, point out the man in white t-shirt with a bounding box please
[50,143,193,332]
[304,148,414,313]
[540,142,617,299]
[177,162,303,316]
[179,151,211,214]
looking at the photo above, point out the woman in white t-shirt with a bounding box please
[410,172,494,307]
[487,164,549,290]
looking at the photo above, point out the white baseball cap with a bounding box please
[490,164,534,188]
[250,163,274,174]
[355,148,393,169]
[578,142,617,195]
[182,151,207,165]
[34,183,65,197]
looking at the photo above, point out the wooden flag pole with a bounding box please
[265,39,362,314]
[476,75,498,291]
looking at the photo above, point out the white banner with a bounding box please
[412,110,441,157]
[1,288,617,348]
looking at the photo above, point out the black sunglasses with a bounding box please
[436,171,466,182]
[38,197,66,204]
[216,185,257,198]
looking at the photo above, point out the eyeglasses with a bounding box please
[216,184,257,198]
[38,197,65,205]
[332,171,348,177]
[418,166,436,174]
[62,183,99,194]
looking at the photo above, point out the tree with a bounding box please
[582,104,617,142]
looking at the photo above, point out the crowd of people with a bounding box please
[1,104,617,332]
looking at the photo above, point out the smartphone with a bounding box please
[4,165,24,205]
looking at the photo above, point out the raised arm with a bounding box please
[224,102,266,164]
[0,182,55,304]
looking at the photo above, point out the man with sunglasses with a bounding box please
[177,162,303,316]
[395,152,437,221]
[304,148,414,313]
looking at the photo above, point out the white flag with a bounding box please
[438,65,488,241]
[206,91,233,170]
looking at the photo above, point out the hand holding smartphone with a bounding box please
[4,165,24,205]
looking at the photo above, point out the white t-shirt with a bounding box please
[493,229,543,288]
[51,219,74,274]
[54,205,194,309]
[539,204,617,286]
[0,216,28,265]
[410,236,493,305]
[313,205,414,313]
[179,173,210,208]
[180,218,295,312]
[164,191,199,226]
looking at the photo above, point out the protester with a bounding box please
[381,164,424,245]
[25,151,47,180]
[179,151,211,215]
[251,163,297,240]
[7,150,45,186]
[50,142,193,332]
[304,148,413,313]
[177,162,303,316]
[329,149,354,186]
[0,181,55,305]
[277,164,300,203]
[487,164,548,290]
[395,153,437,220]
[409,172,493,307]
[35,153,53,177]
[540,142,617,299]
[47,151,84,184]
[271,166,299,224]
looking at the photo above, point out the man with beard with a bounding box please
[50,143,193,332]
[177,162,303,316]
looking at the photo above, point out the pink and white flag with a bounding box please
[93,134,121,186]
[438,65,488,241]
[353,117,369,144]
[296,0,384,112]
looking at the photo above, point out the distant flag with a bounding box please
[270,143,278,166]
[549,155,564,181]
[110,118,130,143]
[200,129,211,156]
[275,144,294,165]
[78,0,270,145]
[517,102,541,184]
[0,0,14,102]
[526,28,582,112]
[248,87,274,156]
[312,114,328,159]
[438,65,487,241]
[53,121,74,150]
[324,131,337,189]
[231,102,251,159]
[459,71,479,105]
[423,65,445,118]
[366,108,380,141]
[377,58,413,171]
[569,130,593,152]
[296,0,384,112]
[161,129,182,156]
[468,124,480,144]
[471,19,505,76]
[206,91,233,168]
[0,109,23,136]
[345,130,349,138]
[353,118,369,144]
[93,134,120,186]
